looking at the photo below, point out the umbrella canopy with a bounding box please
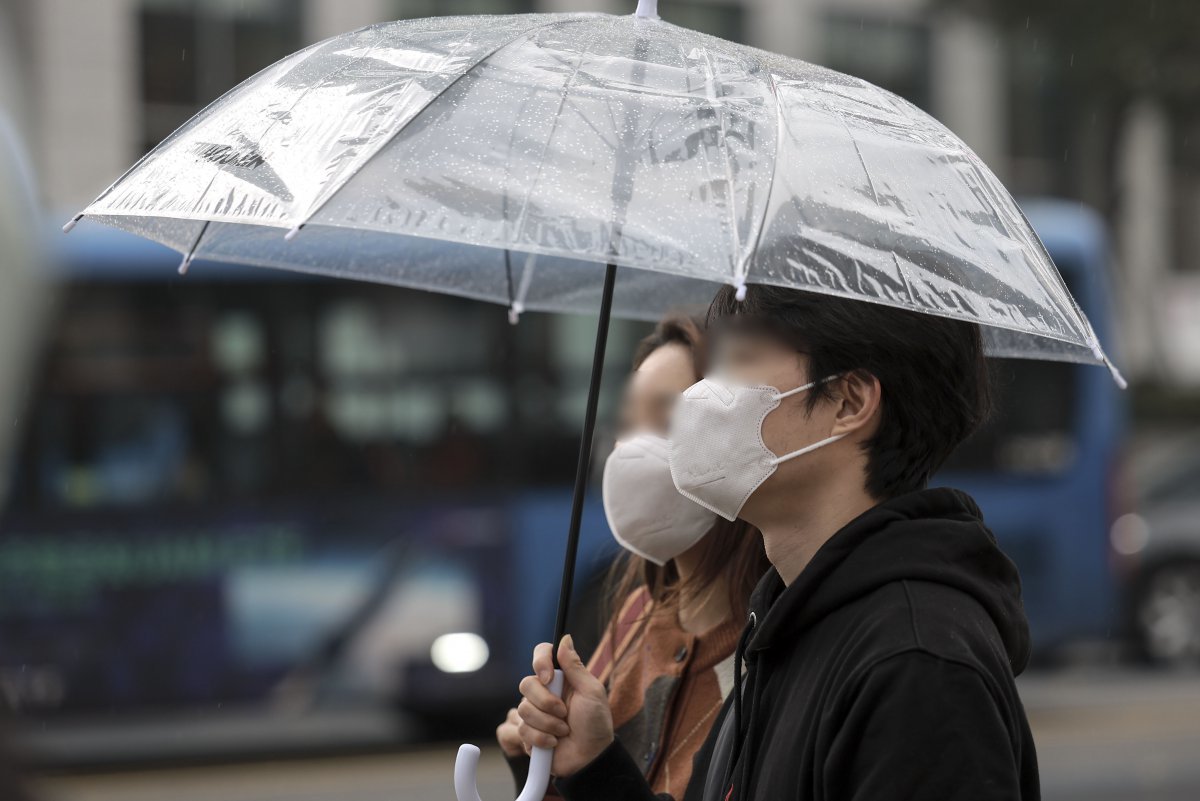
[69,11,1121,384]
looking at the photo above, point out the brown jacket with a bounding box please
[590,587,741,799]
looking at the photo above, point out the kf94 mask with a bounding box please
[602,432,718,565]
[669,376,844,521]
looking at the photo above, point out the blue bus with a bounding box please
[0,198,1123,759]
[1,221,629,741]
[938,198,1127,654]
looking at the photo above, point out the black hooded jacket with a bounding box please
[556,488,1040,801]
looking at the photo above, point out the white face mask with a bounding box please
[668,375,845,521]
[602,432,718,566]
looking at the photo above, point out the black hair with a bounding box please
[706,285,991,500]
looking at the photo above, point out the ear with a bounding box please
[829,370,881,438]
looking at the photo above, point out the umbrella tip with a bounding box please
[285,225,302,242]
[508,301,524,325]
[1106,356,1128,390]
[177,253,193,276]
[1093,342,1128,390]
[634,0,660,19]
[62,213,83,234]
[734,281,747,302]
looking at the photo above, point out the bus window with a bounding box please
[12,283,214,511]
[941,358,1077,475]
[941,264,1083,476]
[9,278,649,512]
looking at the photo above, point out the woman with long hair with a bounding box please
[496,313,769,800]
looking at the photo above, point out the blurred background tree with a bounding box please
[940,0,1200,223]
[939,0,1200,395]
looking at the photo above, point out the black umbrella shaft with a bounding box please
[552,262,618,666]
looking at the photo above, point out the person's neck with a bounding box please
[752,482,877,586]
[672,540,731,635]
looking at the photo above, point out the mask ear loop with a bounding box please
[774,373,843,400]
[769,432,847,465]
[769,373,847,464]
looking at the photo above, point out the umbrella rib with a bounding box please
[176,220,211,276]
[688,44,743,292]
[561,99,619,155]
[740,62,785,297]
[509,29,604,250]
[504,248,516,316]
[834,112,894,302]
[285,15,596,238]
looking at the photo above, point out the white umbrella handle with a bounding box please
[455,669,565,801]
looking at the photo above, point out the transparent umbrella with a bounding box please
[63,2,1124,798]
[65,4,1120,380]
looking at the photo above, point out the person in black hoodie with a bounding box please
[513,285,1041,801]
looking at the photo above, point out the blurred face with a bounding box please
[710,330,842,512]
[619,342,697,436]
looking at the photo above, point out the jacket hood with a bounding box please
[746,487,1031,673]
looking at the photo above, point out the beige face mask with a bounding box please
[669,375,845,521]
[601,432,717,565]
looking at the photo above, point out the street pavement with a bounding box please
[1019,667,1200,801]
[30,666,1200,801]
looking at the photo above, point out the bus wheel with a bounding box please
[1134,560,1200,669]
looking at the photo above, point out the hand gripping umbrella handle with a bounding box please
[455,669,564,801]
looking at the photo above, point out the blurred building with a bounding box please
[0,0,1194,385]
